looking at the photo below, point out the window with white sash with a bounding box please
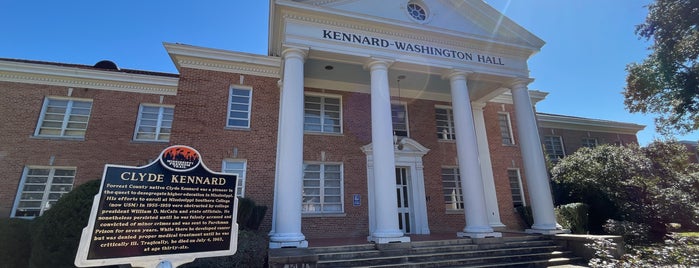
[302,163,343,213]
[35,97,92,138]
[12,167,76,218]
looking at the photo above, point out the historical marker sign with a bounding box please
[75,145,239,267]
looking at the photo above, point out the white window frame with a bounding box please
[507,169,526,208]
[34,96,93,138]
[581,137,598,148]
[226,86,252,129]
[543,135,566,162]
[133,104,174,142]
[302,162,344,214]
[498,112,515,145]
[442,167,464,212]
[12,166,76,219]
[303,93,343,134]
[222,160,247,198]
[391,102,410,137]
[435,106,456,140]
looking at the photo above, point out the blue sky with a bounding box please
[1,0,696,145]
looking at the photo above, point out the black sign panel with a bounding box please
[78,145,238,263]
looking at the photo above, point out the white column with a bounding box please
[447,71,501,238]
[471,103,505,228]
[510,80,561,233]
[270,48,308,248]
[366,59,409,244]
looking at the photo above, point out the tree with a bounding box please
[551,141,699,240]
[624,0,699,135]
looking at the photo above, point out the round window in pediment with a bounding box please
[406,2,427,22]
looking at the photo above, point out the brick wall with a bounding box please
[1,66,642,239]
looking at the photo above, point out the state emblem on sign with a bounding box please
[160,145,201,172]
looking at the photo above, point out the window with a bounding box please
[435,107,455,140]
[302,163,343,213]
[304,94,341,134]
[35,97,92,138]
[498,113,514,145]
[406,2,427,21]
[392,103,409,137]
[543,136,566,162]
[442,167,463,211]
[508,169,525,208]
[12,167,75,218]
[222,160,246,198]
[227,87,252,128]
[134,104,174,142]
[581,137,598,148]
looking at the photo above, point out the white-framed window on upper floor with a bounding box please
[582,137,598,148]
[507,169,525,208]
[302,162,343,214]
[12,166,76,218]
[435,106,455,140]
[222,160,246,198]
[442,167,463,212]
[498,112,515,145]
[543,136,566,162]
[304,94,342,134]
[34,97,93,138]
[133,104,174,142]
[392,102,409,137]
[227,86,252,129]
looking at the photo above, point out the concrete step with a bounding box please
[311,236,582,268]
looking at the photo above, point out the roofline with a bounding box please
[537,113,645,135]
[0,59,179,95]
[164,42,281,78]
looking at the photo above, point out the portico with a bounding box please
[268,0,563,248]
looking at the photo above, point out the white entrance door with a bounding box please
[395,167,413,234]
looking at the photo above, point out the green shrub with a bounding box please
[587,234,699,267]
[28,180,101,268]
[237,197,267,231]
[555,202,589,234]
[603,219,650,246]
[0,218,33,268]
[181,230,269,268]
[516,206,533,228]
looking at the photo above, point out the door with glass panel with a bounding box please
[395,167,413,234]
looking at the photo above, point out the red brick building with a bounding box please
[0,0,644,249]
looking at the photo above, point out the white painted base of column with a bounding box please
[269,240,309,249]
[526,228,569,235]
[367,235,411,244]
[457,231,502,238]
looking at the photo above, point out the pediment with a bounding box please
[290,0,544,50]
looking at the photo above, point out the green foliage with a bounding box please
[236,197,267,231]
[180,230,268,268]
[515,206,533,228]
[28,180,101,268]
[587,234,699,267]
[0,218,33,268]
[555,203,589,234]
[551,141,699,240]
[624,0,699,135]
[603,219,650,246]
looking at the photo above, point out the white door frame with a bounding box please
[362,138,431,235]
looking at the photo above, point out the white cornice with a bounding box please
[490,90,548,105]
[164,43,281,78]
[0,60,178,95]
[537,113,645,135]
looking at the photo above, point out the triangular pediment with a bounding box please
[290,0,544,50]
